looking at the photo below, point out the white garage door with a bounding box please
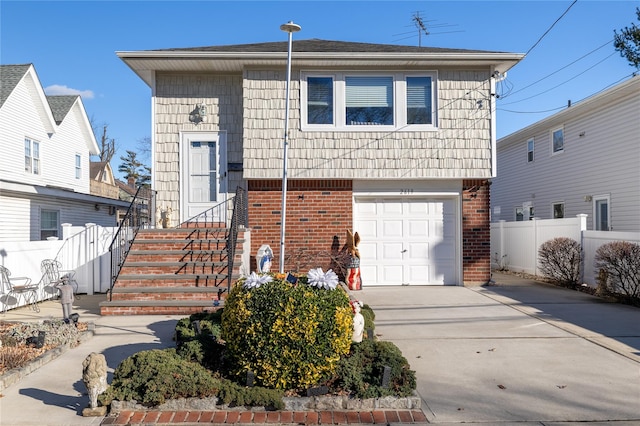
[354,197,457,286]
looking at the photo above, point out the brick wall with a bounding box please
[247,180,353,273]
[462,179,491,285]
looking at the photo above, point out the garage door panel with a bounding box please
[382,220,403,238]
[357,220,378,239]
[408,220,428,237]
[407,242,429,259]
[407,265,429,283]
[382,242,404,259]
[381,265,403,284]
[381,202,403,215]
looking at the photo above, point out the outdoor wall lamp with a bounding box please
[189,103,207,124]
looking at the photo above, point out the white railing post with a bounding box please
[577,214,588,284]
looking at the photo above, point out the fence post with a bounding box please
[577,214,588,284]
[533,218,538,276]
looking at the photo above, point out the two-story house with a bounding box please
[118,39,524,286]
[491,75,640,232]
[0,64,128,242]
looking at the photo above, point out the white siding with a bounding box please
[492,77,640,232]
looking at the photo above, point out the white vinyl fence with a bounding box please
[1,223,116,312]
[491,214,640,285]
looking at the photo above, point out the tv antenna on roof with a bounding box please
[393,12,464,47]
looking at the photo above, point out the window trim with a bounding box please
[300,71,438,132]
[527,138,534,163]
[25,137,40,175]
[75,154,82,179]
[551,127,564,154]
[593,194,611,231]
[40,208,60,240]
[552,201,564,219]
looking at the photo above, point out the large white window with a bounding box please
[41,209,59,240]
[301,72,437,131]
[552,127,564,153]
[25,138,40,174]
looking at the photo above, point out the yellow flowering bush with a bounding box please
[221,273,353,391]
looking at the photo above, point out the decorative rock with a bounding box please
[82,352,107,410]
[313,395,345,410]
[282,396,313,411]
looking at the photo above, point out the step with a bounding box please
[99,300,225,316]
[119,262,229,275]
[109,287,227,302]
[115,273,231,288]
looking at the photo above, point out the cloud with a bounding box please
[44,84,95,99]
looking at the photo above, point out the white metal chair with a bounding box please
[41,259,79,299]
[0,265,40,313]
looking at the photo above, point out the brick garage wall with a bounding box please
[462,179,491,285]
[247,180,353,273]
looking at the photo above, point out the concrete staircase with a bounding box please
[100,226,244,315]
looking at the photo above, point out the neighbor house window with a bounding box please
[527,138,534,162]
[40,209,59,240]
[25,138,40,174]
[552,202,564,219]
[515,207,524,221]
[552,127,564,153]
[301,72,437,130]
[75,154,82,179]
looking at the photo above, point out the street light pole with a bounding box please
[279,21,301,274]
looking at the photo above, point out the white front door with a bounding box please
[180,132,227,222]
[354,197,457,286]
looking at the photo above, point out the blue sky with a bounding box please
[2,0,638,178]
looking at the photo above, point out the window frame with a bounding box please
[527,138,534,163]
[552,202,564,219]
[593,194,611,231]
[300,71,438,132]
[551,127,564,154]
[40,209,60,240]
[75,154,82,179]
[25,137,40,175]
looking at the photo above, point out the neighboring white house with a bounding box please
[118,39,524,286]
[0,64,128,242]
[491,75,640,232]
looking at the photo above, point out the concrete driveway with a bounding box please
[356,271,640,424]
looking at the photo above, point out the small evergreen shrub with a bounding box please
[538,237,582,288]
[99,348,284,409]
[221,273,353,391]
[99,349,219,406]
[333,339,416,399]
[594,241,640,302]
[361,304,375,334]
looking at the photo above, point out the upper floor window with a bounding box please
[301,72,437,131]
[25,138,40,174]
[552,127,564,153]
[75,154,82,179]
[527,138,534,162]
[41,209,59,240]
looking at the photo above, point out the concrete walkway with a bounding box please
[0,272,638,425]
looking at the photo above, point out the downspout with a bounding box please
[150,71,157,228]
[489,70,498,178]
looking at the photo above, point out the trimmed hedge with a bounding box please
[221,275,353,391]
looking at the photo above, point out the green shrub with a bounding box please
[594,241,640,302]
[99,349,219,407]
[334,339,416,399]
[175,312,224,368]
[99,348,285,409]
[361,304,375,335]
[538,237,582,288]
[221,274,353,391]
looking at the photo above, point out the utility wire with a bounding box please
[523,0,578,58]
[503,39,613,99]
